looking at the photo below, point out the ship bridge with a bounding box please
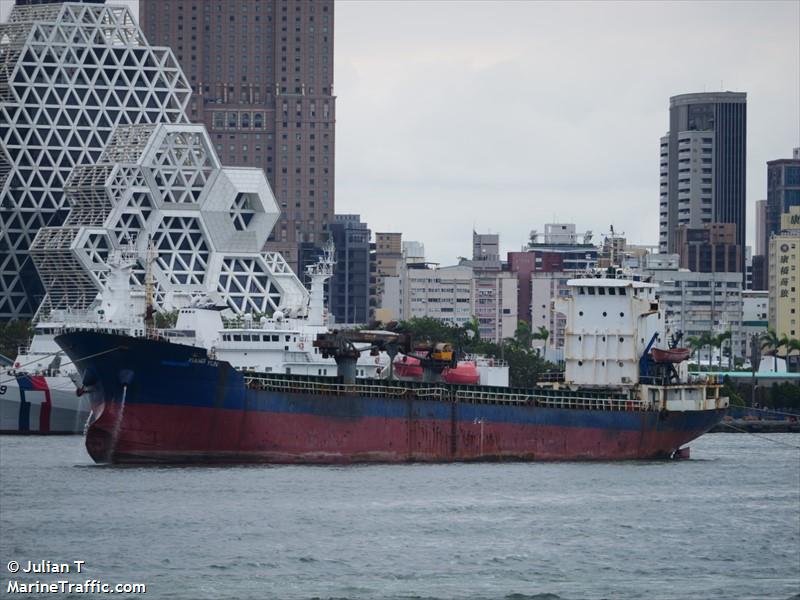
[556,276,663,387]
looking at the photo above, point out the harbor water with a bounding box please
[1,433,798,600]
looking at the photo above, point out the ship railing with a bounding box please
[454,389,648,411]
[243,374,447,400]
[243,373,650,411]
[463,354,508,368]
[537,371,565,383]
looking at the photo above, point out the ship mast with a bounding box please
[144,239,156,338]
[305,240,335,326]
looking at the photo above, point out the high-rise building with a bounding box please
[140,0,335,269]
[328,214,370,325]
[385,264,475,327]
[0,0,190,319]
[768,206,800,340]
[675,222,741,273]
[659,92,747,273]
[765,152,800,247]
[459,231,517,342]
[373,232,402,309]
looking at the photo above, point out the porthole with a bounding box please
[602,311,607,317]
[601,361,605,366]
[618,361,624,368]
[578,335,582,341]
[579,311,584,316]
[620,312,624,317]
[602,336,606,342]
[578,360,583,366]
[619,337,624,343]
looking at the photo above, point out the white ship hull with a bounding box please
[0,373,90,434]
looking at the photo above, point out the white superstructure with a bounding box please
[558,276,663,387]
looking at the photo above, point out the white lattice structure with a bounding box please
[3,2,308,320]
[0,1,189,319]
[30,123,308,316]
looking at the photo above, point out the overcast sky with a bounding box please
[334,0,800,264]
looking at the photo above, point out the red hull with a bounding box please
[87,403,708,464]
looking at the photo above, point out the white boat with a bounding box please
[1,250,145,434]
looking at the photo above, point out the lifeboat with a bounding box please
[651,347,691,363]
[393,355,423,379]
[442,361,480,385]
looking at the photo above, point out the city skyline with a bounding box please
[2,0,797,269]
[334,0,799,265]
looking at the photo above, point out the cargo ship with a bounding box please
[55,270,727,464]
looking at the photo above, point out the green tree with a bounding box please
[721,376,745,407]
[511,320,533,351]
[532,326,550,361]
[0,320,32,361]
[154,309,179,329]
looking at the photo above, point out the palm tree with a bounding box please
[687,335,705,368]
[760,329,784,372]
[532,326,550,361]
[512,320,534,351]
[698,331,716,371]
[713,331,732,370]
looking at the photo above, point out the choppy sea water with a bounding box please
[1,434,798,600]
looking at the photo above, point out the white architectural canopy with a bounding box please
[2,2,308,319]
[0,2,190,318]
[31,123,308,316]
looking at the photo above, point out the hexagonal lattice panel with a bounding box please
[0,2,191,318]
[152,215,210,286]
